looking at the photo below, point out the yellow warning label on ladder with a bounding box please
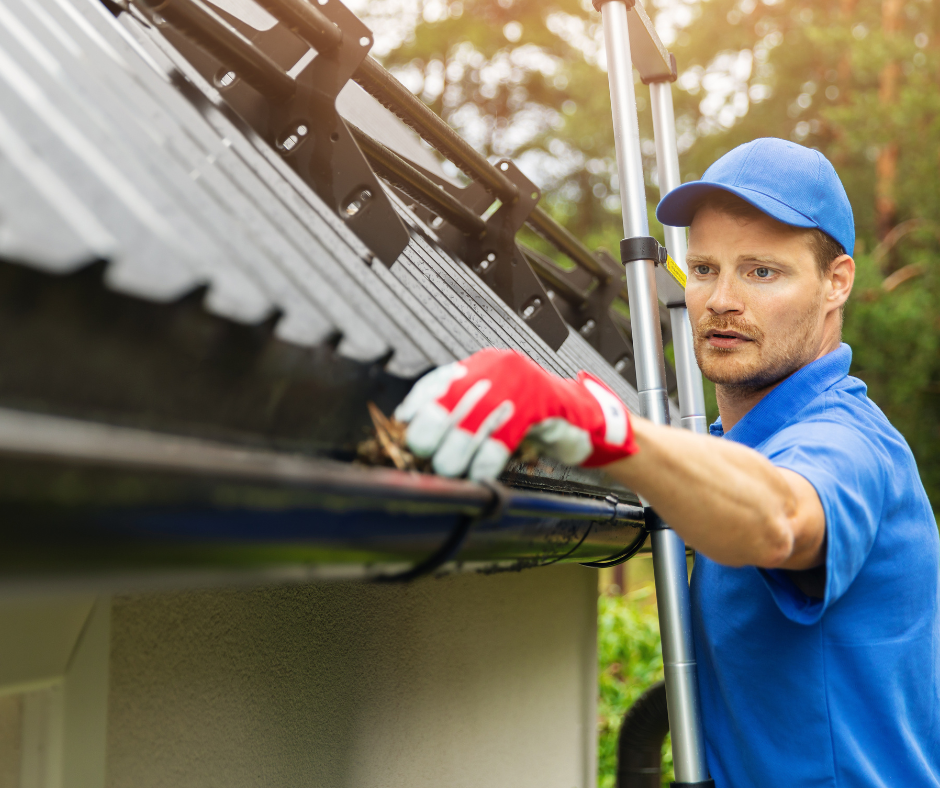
[665,254,687,289]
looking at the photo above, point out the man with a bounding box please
[395,138,940,786]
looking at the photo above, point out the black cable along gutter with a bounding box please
[378,480,509,582]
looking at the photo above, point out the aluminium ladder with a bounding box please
[594,1,713,785]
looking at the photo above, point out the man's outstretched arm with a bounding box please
[395,349,825,571]
[604,418,825,570]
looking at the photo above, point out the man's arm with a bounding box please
[605,417,826,570]
[394,349,826,571]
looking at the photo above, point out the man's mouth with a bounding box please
[705,329,753,349]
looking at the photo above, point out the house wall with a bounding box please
[105,565,599,788]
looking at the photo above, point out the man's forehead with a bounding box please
[689,205,816,251]
[690,203,800,235]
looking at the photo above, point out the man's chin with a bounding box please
[696,347,777,390]
[699,354,796,392]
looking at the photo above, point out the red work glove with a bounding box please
[394,348,639,480]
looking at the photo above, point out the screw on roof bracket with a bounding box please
[130,0,410,266]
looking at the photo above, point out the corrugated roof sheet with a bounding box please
[0,0,648,479]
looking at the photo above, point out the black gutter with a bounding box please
[0,408,645,589]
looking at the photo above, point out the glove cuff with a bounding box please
[575,373,639,467]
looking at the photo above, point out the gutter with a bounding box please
[0,408,645,592]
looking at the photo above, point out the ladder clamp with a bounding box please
[620,236,688,291]
[620,235,668,267]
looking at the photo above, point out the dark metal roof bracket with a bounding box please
[349,61,639,373]
[531,248,638,386]
[127,0,643,367]
[399,155,572,350]
[130,0,411,267]
[129,0,575,350]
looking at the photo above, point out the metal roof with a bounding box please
[0,0,658,586]
[0,0,646,438]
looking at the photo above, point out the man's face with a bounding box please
[685,205,832,392]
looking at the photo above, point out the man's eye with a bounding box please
[755,267,772,278]
[694,265,711,275]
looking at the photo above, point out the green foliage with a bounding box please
[844,242,940,509]
[668,0,940,254]
[597,590,673,788]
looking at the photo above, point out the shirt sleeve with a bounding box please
[757,415,888,625]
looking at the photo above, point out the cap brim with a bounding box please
[656,182,816,231]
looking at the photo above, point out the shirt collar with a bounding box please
[707,343,852,448]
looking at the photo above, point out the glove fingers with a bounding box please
[394,362,468,424]
[406,378,491,458]
[432,400,515,478]
[467,439,511,481]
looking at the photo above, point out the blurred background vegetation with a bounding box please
[347,0,939,783]
[597,570,674,788]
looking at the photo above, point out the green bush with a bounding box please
[598,589,673,788]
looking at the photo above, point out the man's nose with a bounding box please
[705,272,744,315]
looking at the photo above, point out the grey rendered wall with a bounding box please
[106,565,599,788]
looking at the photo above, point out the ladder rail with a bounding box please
[598,2,712,784]
[649,80,709,436]
[601,1,669,423]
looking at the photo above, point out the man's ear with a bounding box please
[828,254,855,310]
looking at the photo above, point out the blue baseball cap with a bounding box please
[656,138,854,256]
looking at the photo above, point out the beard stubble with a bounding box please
[693,297,824,394]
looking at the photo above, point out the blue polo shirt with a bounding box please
[691,343,940,788]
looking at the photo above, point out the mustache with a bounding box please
[695,315,765,344]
